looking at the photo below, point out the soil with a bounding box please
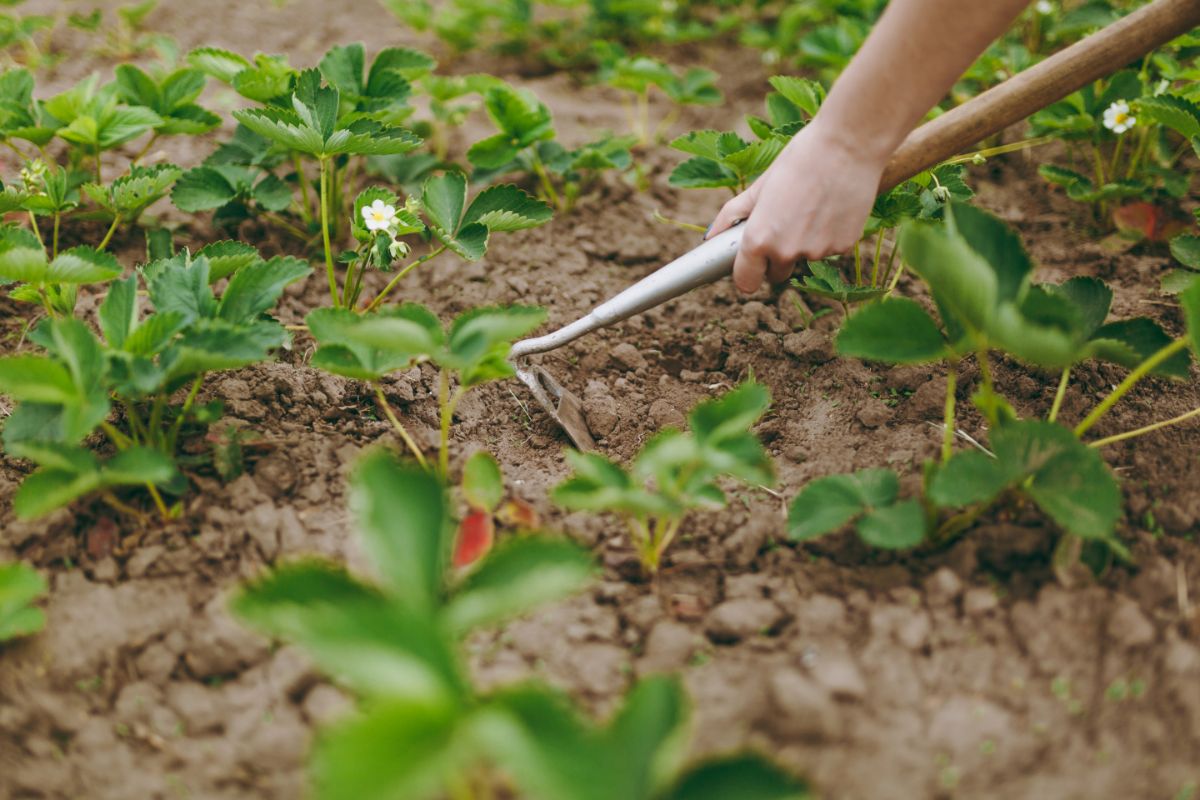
[2,2,1200,799]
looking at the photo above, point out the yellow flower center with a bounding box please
[1114,112,1128,124]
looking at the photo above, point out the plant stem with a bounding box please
[1075,338,1190,437]
[1048,367,1070,423]
[101,421,133,449]
[97,214,121,251]
[437,370,465,479]
[1090,142,1106,187]
[885,259,905,297]
[870,233,884,287]
[148,393,167,449]
[167,377,204,452]
[853,239,862,286]
[101,491,150,523]
[293,154,314,225]
[51,212,60,259]
[363,245,447,313]
[26,210,44,248]
[941,135,1056,166]
[145,482,171,520]
[94,142,102,184]
[942,366,957,463]
[1089,404,1200,448]
[637,91,650,145]
[652,517,683,570]
[131,132,159,165]
[1108,133,1125,185]
[374,385,428,470]
[263,212,311,241]
[531,154,561,212]
[1125,126,1151,179]
[319,157,340,309]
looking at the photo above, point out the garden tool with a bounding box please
[510,0,1200,451]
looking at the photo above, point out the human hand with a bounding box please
[706,121,887,294]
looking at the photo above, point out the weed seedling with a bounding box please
[553,381,775,572]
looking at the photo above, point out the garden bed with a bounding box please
[1,1,1199,798]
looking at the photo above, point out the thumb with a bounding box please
[706,183,760,240]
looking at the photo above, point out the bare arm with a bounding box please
[709,0,1031,293]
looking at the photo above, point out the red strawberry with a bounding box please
[453,510,494,568]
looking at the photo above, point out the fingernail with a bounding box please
[703,223,712,240]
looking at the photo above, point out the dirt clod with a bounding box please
[705,598,787,643]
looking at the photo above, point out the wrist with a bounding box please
[796,115,893,174]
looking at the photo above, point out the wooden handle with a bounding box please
[879,0,1200,192]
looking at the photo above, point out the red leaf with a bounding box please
[496,498,539,531]
[1112,202,1190,242]
[453,511,494,568]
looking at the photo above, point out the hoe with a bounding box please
[508,0,1200,450]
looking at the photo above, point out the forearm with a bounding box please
[813,0,1031,164]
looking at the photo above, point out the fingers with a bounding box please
[767,255,798,285]
[706,185,758,240]
[732,246,769,294]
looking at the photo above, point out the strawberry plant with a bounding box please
[306,301,547,475]
[1031,66,1199,229]
[790,202,1200,556]
[0,561,46,642]
[0,246,309,520]
[186,45,435,307]
[598,53,722,145]
[337,171,551,312]
[0,1,54,67]
[233,447,805,800]
[552,381,774,572]
[467,82,636,213]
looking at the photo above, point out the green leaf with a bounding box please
[664,755,811,800]
[1138,94,1200,139]
[1170,234,1200,270]
[232,107,325,155]
[927,451,1010,507]
[767,75,824,117]
[461,184,552,232]
[0,562,47,641]
[947,202,1031,304]
[187,47,253,83]
[350,449,449,614]
[787,468,898,541]
[899,219,997,334]
[217,255,310,324]
[99,274,138,349]
[47,246,122,284]
[171,166,237,212]
[196,240,262,283]
[0,356,76,404]
[793,261,886,304]
[607,676,689,798]
[856,498,925,549]
[836,298,946,364]
[443,537,595,634]
[1051,276,1111,338]
[422,171,467,237]
[0,225,47,283]
[688,380,770,444]
[312,700,464,800]
[669,130,724,160]
[446,305,546,375]
[462,451,503,512]
[232,560,463,701]
[1090,318,1191,378]
[145,252,217,322]
[12,446,175,519]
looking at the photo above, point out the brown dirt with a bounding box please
[2,2,1199,799]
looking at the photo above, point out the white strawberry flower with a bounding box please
[1102,100,1136,134]
[1036,0,1053,15]
[362,199,398,232]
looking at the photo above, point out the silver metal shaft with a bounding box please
[509,225,744,360]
